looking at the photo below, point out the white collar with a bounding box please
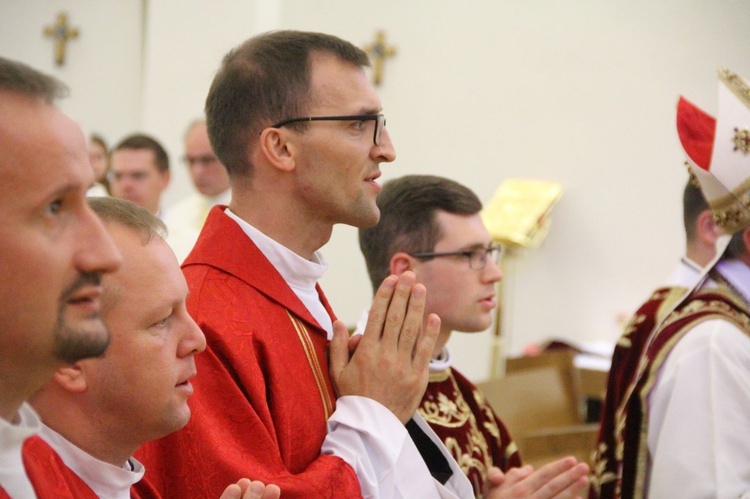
[38,423,143,499]
[429,347,452,373]
[712,258,750,304]
[0,403,40,498]
[224,208,328,290]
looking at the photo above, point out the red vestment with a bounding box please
[591,282,750,498]
[21,436,98,498]
[137,207,362,498]
[418,366,521,496]
[22,436,161,499]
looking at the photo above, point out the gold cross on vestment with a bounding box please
[364,30,396,86]
[44,12,79,66]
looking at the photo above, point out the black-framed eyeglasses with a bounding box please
[270,114,386,146]
[409,245,502,270]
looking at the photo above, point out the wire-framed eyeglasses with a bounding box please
[409,245,502,270]
[271,114,386,146]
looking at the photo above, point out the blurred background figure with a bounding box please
[109,133,171,220]
[86,133,110,197]
[164,119,231,263]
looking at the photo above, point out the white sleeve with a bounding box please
[321,395,473,499]
[647,319,750,498]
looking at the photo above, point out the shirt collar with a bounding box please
[224,208,328,290]
[38,423,143,499]
[713,258,750,304]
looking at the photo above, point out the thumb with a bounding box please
[329,320,350,381]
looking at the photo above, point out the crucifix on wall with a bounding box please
[44,12,79,66]
[364,30,396,86]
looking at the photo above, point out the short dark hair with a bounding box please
[0,57,68,102]
[683,177,710,243]
[90,133,108,152]
[725,227,749,259]
[113,133,170,173]
[88,197,167,243]
[358,175,483,293]
[205,30,370,177]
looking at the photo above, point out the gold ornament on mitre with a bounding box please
[481,179,563,249]
[677,68,750,235]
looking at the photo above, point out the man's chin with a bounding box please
[53,319,111,363]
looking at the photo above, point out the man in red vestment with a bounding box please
[593,68,750,498]
[27,198,279,499]
[0,57,122,497]
[137,30,481,498]
[358,174,591,497]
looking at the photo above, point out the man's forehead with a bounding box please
[0,98,90,196]
[435,212,491,242]
[112,148,159,170]
[308,52,380,113]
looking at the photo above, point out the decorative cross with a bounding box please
[44,12,79,66]
[733,127,750,155]
[364,30,396,86]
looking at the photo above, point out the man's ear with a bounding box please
[51,364,88,394]
[257,127,296,173]
[390,252,415,276]
[696,209,722,245]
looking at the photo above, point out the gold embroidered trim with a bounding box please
[711,68,750,233]
[418,371,496,488]
[287,310,334,419]
[707,177,750,234]
[719,68,750,111]
[630,289,750,498]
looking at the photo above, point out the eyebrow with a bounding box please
[45,182,83,201]
[357,105,382,115]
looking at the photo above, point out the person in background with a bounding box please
[592,68,750,498]
[0,56,122,497]
[163,119,231,262]
[87,133,111,197]
[590,177,722,498]
[110,133,171,220]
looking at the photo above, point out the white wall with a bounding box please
[269,0,750,380]
[0,0,144,147]
[5,1,750,382]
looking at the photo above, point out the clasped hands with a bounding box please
[329,272,590,497]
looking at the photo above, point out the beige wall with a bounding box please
[4,0,750,381]
[0,0,144,147]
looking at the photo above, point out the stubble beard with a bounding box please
[52,273,111,364]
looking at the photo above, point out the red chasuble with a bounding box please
[418,366,521,496]
[21,436,98,498]
[137,207,362,498]
[131,477,161,499]
[591,283,750,498]
[589,286,685,498]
